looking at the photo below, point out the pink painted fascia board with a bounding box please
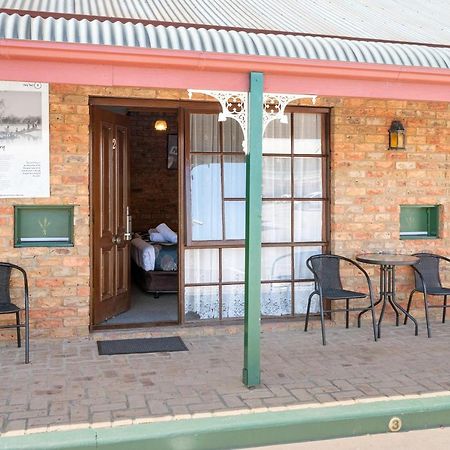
[1,39,449,101]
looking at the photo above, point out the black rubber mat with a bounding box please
[97,336,188,355]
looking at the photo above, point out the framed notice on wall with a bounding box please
[167,134,178,169]
[0,81,50,198]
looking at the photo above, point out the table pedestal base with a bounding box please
[359,264,418,338]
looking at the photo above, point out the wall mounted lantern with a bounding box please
[154,119,168,131]
[388,120,406,150]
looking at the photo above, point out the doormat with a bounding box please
[97,336,188,355]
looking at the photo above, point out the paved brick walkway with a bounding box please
[1,320,450,436]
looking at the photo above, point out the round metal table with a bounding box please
[356,253,419,338]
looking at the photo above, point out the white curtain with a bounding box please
[190,154,222,240]
[190,115,245,241]
[293,114,321,154]
[190,114,219,152]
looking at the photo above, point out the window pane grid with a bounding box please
[189,115,245,244]
[186,111,329,321]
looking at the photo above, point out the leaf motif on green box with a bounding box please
[14,205,74,247]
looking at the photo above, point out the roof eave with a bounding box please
[1,39,449,101]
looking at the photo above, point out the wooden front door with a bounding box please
[92,108,131,325]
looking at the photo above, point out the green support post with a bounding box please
[243,72,264,387]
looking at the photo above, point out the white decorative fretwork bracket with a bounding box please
[188,89,248,151]
[263,93,317,133]
[188,89,317,154]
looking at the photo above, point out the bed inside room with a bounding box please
[101,109,179,326]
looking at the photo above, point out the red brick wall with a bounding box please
[0,85,448,338]
[129,111,178,232]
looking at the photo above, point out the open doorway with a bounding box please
[91,105,180,328]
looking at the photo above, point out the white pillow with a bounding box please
[156,223,177,243]
[149,232,166,243]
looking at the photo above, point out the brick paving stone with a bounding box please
[90,402,127,413]
[415,379,446,391]
[290,389,315,402]
[147,400,170,415]
[3,420,27,435]
[239,389,274,400]
[266,385,291,397]
[43,415,71,427]
[49,402,70,416]
[331,390,365,401]
[243,399,266,408]
[355,384,382,396]
[169,405,190,415]
[2,323,450,435]
[29,398,48,410]
[221,395,248,408]
[376,388,401,397]
[166,396,202,406]
[69,405,90,422]
[112,408,149,421]
[263,396,299,407]
[23,417,51,431]
[331,379,355,391]
[308,386,341,395]
[8,410,48,421]
[394,386,428,395]
[188,402,227,413]
[314,393,336,403]
[126,395,147,409]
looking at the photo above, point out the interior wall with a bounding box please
[129,111,178,232]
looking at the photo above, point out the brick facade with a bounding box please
[0,84,448,338]
[318,97,450,311]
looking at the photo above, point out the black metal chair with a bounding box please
[405,253,450,338]
[305,254,378,345]
[0,262,30,363]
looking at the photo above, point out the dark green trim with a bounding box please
[243,72,264,387]
[400,236,440,240]
[2,396,450,450]
[14,205,74,248]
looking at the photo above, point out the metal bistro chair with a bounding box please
[405,253,450,338]
[0,262,30,363]
[305,254,377,345]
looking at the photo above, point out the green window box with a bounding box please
[14,205,74,247]
[400,205,439,240]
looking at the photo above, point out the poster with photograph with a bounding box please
[167,134,178,169]
[0,81,50,198]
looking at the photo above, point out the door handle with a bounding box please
[125,206,132,241]
[112,235,124,245]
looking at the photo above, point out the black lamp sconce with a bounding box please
[388,120,406,150]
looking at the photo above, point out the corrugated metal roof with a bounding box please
[1,0,449,45]
[0,12,449,69]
